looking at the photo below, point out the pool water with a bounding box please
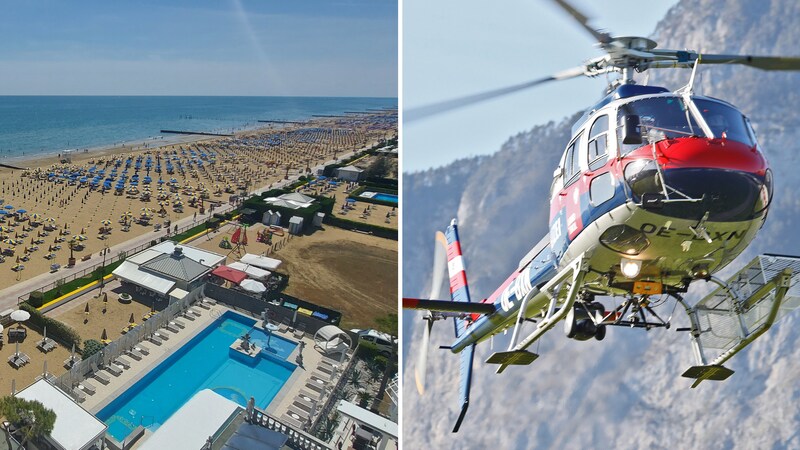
[97,311,297,442]
[372,193,398,204]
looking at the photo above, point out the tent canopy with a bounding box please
[212,265,248,284]
[240,253,282,271]
[228,261,270,281]
[313,325,352,355]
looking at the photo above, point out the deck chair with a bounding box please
[105,363,123,376]
[293,323,306,339]
[80,380,97,395]
[91,363,111,384]
[278,318,291,333]
[114,356,131,369]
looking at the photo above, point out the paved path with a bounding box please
[0,150,363,312]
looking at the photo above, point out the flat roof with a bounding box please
[337,400,397,439]
[126,248,162,265]
[240,254,282,271]
[15,380,107,450]
[139,390,240,450]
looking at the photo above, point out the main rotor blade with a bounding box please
[695,53,800,71]
[405,67,585,123]
[550,0,612,44]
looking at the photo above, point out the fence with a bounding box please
[247,408,333,450]
[16,211,235,304]
[52,292,198,397]
[309,344,360,434]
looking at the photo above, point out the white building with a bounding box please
[335,165,365,182]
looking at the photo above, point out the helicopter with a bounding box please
[403,0,800,433]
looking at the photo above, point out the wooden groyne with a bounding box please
[160,130,233,137]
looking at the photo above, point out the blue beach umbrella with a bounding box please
[16,209,26,214]
[4,205,13,210]
[0,211,7,216]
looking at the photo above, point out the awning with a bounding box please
[337,400,398,439]
[16,380,107,450]
[169,287,189,300]
[113,261,175,294]
[211,265,248,284]
[228,261,271,281]
[240,253,282,271]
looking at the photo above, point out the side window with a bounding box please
[589,172,614,206]
[588,115,609,171]
[363,336,375,343]
[563,133,583,187]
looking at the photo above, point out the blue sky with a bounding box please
[404,0,677,172]
[0,0,397,97]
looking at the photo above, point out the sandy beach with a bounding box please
[0,112,396,288]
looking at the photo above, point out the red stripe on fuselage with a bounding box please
[638,137,767,175]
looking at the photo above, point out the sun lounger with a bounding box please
[93,370,110,385]
[293,396,315,414]
[299,389,321,402]
[316,364,334,375]
[278,318,291,333]
[148,334,163,346]
[311,371,331,382]
[114,356,132,369]
[188,307,202,317]
[155,331,170,341]
[79,380,96,395]
[106,364,123,376]
[164,323,179,333]
[203,298,217,306]
[7,355,21,368]
[182,311,196,321]
[293,323,306,340]
[72,388,86,403]
[170,319,186,329]
[198,301,211,310]
[126,348,143,361]
[305,380,326,394]
[281,413,305,431]
[64,356,79,368]
[135,344,150,355]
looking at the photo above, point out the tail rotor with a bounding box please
[414,231,448,395]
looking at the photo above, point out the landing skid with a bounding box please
[486,254,588,373]
[679,254,799,387]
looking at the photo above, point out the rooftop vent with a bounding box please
[173,246,183,256]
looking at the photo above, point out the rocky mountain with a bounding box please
[402,0,800,448]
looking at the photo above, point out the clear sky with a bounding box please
[403,0,677,172]
[0,0,397,97]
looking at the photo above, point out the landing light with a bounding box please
[621,258,642,279]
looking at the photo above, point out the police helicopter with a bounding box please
[403,0,800,432]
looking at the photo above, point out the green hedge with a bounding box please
[20,303,82,350]
[173,222,212,242]
[324,215,398,240]
[39,260,123,303]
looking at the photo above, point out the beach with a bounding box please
[0,112,396,289]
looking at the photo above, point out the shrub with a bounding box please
[82,339,104,359]
[20,303,81,349]
[28,291,44,308]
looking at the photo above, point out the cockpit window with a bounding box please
[694,99,755,147]
[617,97,700,155]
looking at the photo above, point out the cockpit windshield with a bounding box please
[617,96,756,155]
[617,96,700,155]
[694,99,756,147]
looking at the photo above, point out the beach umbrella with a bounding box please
[101,329,108,342]
[10,310,30,323]
[3,205,12,210]
[84,303,89,314]
[129,313,135,324]
[101,219,112,226]
[14,341,19,358]
[0,211,7,216]
[240,279,267,293]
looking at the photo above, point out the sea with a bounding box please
[0,96,397,161]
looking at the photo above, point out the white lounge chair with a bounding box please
[79,380,97,395]
[106,364,123,376]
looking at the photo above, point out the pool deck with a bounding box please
[81,303,348,443]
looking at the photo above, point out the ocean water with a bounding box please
[0,96,396,160]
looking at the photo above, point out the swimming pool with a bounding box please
[360,191,398,204]
[97,311,297,442]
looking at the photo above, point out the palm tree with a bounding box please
[370,342,397,413]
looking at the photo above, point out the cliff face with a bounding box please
[402,1,800,448]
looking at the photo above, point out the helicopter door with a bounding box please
[551,132,584,248]
[582,114,624,226]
